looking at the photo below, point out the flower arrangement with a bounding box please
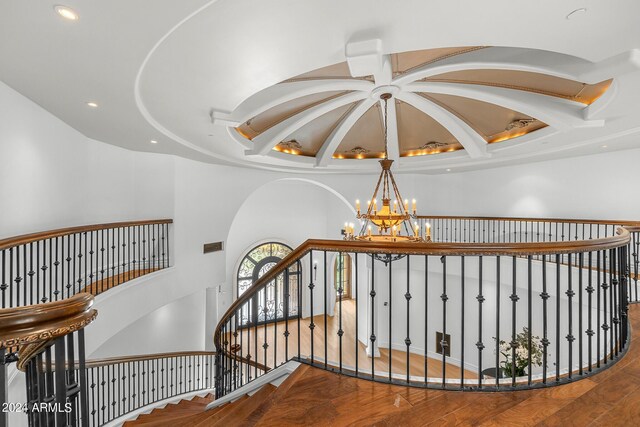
[496,327,544,377]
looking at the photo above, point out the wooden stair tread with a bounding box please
[244,365,311,425]
[124,393,213,426]
[188,395,250,427]
[211,384,277,426]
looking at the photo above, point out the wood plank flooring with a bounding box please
[142,304,640,425]
[247,303,640,426]
[227,299,476,381]
[83,268,158,295]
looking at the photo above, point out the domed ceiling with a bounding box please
[3,1,640,174]
[230,46,611,166]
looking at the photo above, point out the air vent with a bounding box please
[203,242,224,254]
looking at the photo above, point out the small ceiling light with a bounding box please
[566,8,587,20]
[150,140,158,144]
[601,145,608,148]
[54,5,79,21]
[446,168,451,172]
[86,102,98,108]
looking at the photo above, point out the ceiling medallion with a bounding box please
[277,139,302,150]
[348,146,370,154]
[343,93,431,244]
[505,119,536,131]
[418,141,449,151]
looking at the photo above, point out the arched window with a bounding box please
[236,242,301,325]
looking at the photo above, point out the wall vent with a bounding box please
[203,242,224,254]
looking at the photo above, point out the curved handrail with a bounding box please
[0,219,174,309]
[0,292,96,350]
[214,227,631,352]
[416,215,640,227]
[0,219,173,251]
[84,350,216,368]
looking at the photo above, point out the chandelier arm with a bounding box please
[360,166,387,234]
[388,169,413,235]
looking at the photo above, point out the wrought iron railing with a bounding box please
[80,351,215,426]
[0,219,173,308]
[214,218,637,398]
[416,216,640,301]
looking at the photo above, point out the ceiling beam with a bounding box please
[246,91,368,156]
[405,82,604,131]
[315,98,377,167]
[396,92,488,159]
[212,79,373,126]
[393,47,581,87]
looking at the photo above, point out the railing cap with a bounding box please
[0,219,173,251]
[0,292,97,350]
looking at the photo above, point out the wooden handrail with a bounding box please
[84,351,216,368]
[214,227,631,351]
[416,214,640,227]
[0,219,173,251]
[0,293,97,349]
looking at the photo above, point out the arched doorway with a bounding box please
[237,242,301,326]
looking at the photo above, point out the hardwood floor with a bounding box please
[227,299,475,381]
[248,304,640,426]
[83,268,158,295]
[139,304,640,425]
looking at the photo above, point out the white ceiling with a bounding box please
[1,0,640,174]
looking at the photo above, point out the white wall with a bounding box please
[413,148,640,220]
[90,290,207,359]
[0,80,174,238]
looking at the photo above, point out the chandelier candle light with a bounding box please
[345,93,431,243]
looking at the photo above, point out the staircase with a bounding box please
[122,381,283,426]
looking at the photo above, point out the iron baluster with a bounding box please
[405,255,411,384]
[495,256,500,388]
[370,253,376,380]
[512,256,518,387]
[441,255,447,388]
[541,255,549,384]
[388,256,392,382]
[355,252,359,377]
[527,255,532,386]
[461,256,466,387]
[477,256,484,388]
[324,251,327,369]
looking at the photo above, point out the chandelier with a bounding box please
[345,93,431,243]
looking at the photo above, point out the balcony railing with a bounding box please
[0,219,173,309]
[80,351,216,426]
[214,217,639,398]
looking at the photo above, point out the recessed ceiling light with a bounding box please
[150,140,158,144]
[86,102,98,108]
[446,168,451,172]
[566,8,587,20]
[54,5,79,21]
[601,145,608,148]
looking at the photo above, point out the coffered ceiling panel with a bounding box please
[425,70,612,105]
[274,103,357,157]
[334,104,385,159]
[423,93,548,143]
[396,101,462,157]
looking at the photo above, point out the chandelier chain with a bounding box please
[383,97,389,160]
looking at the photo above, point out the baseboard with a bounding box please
[204,361,300,411]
